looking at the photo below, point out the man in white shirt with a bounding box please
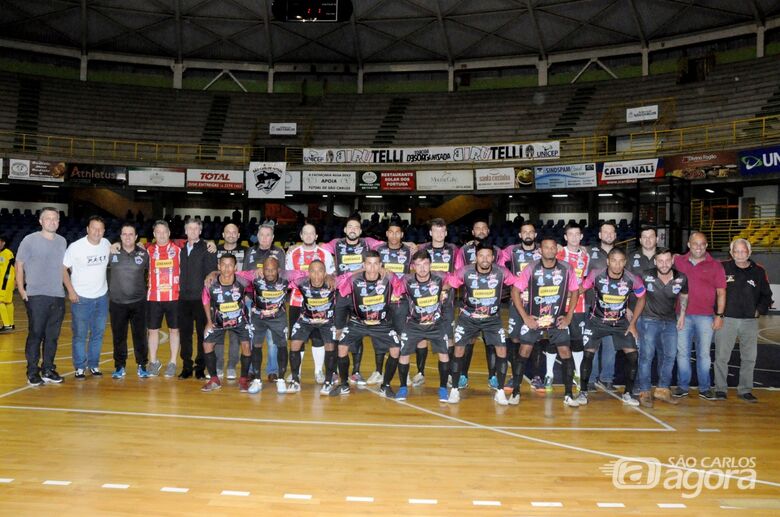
[63,216,111,379]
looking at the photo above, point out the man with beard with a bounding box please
[629,226,660,275]
[509,237,581,407]
[445,243,520,405]
[215,223,247,379]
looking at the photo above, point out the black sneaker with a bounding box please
[89,367,103,377]
[194,369,206,380]
[587,382,597,392]
[379,384,395,399]
[715,391,727,400]
[74,368,86,379]
[41,370,64,384]
[178,369,193,379]
[739,393,758,403]
[27,373,44,386]
[330,383,350,397]
[699,389,717,401]
[672,387,689,398]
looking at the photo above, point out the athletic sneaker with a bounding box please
[621,393,640,406]
[148,360,162,376]
[320,382,332,395]
[544,375,553,393]
[276,378,287,394]
[508,393,520,405]
[329,383,350,396]
[575,393,588,405]
[446,375,453,388]
[715,391,727,400]
[438,387,448,402]
[163,363,175,377]
[90,367,103,377]
[488,375,499,390]
[365,371,383,385]
[739,393,758,403]
[248,379,263,394]
[226,368,237,380]
[287,381,301,393]
[111,367,126,379]
[531,376,544,391]
[395,387,408,401]
[412,372,425,387]
[447,388,460,404]
[201,378,221,392]
[672,387,689,398]
[27,373,43,386]
[75,368,86,380]
[285,373,293,383]
[41,370,63,384]
[349,373,367,386]
[217,369,224,379]
[238,377,249,392]
[699,389,717,401]
[315,370,326,384]
[137,365,150,378]
[563,395,580,407]
[379,384,396,398]
[494,390,509,406]
[458,375,469,389]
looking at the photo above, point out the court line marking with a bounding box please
[368,390,780,489]
[0,358,113,400]
[160,487,189,493]
[346,496,374,502]
[409,498,437,505]
[221,490,250,497]
[658,503,687,508]
[473,500,501,506]
[102,483,129,489]
[697,428,721,432]
[597,502,625,508]
[43,480,71,486]
[0,404,673,432]
[532,501,563,507]
[0,478,14,483]
[284,493,312,500]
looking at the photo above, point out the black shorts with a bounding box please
[507,303,524,340]
[288,305,324,347]
[339,320,400,354]
[400,322,450,355]
[147,301,178,330]
[389,298,409,333]
[453,315,506,347]
[250,313,288,349]
[583,318,637,351]
[568,312,587,352]
[204,325,251,344]
[290,317,335,345]
[518,326,570,347]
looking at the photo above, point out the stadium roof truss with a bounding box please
[1,0,780,91]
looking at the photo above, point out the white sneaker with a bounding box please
[216,369,223,379]
[575,393,588,405]
[320,382,332,395]
[411,372,425,387]
[366,371,383,385]
[447,374,452,388]
[564,395,580,407]
[276,378,287,394]
[248,379,263,394]
[287,381,301,393]
[508,394,520,405]
[285,373,293,383]
[447,388,460,404]
[622,393,640,406]
[315,370,326,384]
[494,390,509,406]
[226,368,237,380]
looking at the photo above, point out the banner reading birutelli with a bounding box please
[302,141,560,165]
[187,169,243,190]
[246,162,286,199]
[416,170,473,191]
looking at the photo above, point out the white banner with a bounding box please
[301,171,355,192]
[534,163,597,189]
[285,170,301,192]
[186,169,243,190]
[246,162,286,199]
[270,123,297,135]
[475,167,515,190]
[626,105,659,123]
[416,170,473,191]
[128,167,186,187]
[302,141,560,164]
[599,158,661,184]
[9,159,66,182]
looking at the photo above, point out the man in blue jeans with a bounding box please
[636,248,688,407]
[63,216,111,379]
[673,232,726,400]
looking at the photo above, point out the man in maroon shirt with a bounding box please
[672,232,726,400]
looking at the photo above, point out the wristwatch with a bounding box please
[715,313,724,318]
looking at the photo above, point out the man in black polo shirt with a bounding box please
[628,226,660,275]
[108,223,150,379]
[636,248,688,407]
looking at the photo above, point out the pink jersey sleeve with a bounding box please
[365,237,384,250]
[454,247,465,270]
[581,271,596,291]
[321,239,337,255]
[567,268,580,292]
[236,270,255,282]
[445,268,465,289]
[286,269,307,284]
[632,274,646,298]
[336,272,353,297]
[515,264,533,291]
[500,265,517,286]
[499,246,513,268]
[201,286,210,305]
[391,276,406,298]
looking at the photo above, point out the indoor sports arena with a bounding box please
[1,1,780,515]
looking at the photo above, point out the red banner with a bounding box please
[381,170,416,191]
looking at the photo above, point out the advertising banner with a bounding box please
[285,170,301,192]
[186,169,243,190]
[665,152,738,180]
[246,162,286,199]
[358,171,380,191]
[534,163,597,189]
[416,170,473,191]
[128,167,185,187]
[301,171,356,192]
[626,105,659,123]
[598,158,663,185]
[66,163,127,184]
[269,123,297,135]
[739,145,780,176]
[9,159,66,182]
[380,170,415,191]
[475,167,515,190]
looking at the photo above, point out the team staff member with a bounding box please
[713,239,773,403]
[510,237,581,407]
[178,219,217,379]
[17,207,67,386]
[215,222,247,379]
[579,248,645,407]
[0,235,16,331]
[635,248,688,407]
[108,223,151,379]
[63,216,111,379]
[629,226,660,275]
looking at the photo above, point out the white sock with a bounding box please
[298,351,305,376]
[573,351,583,376]
[545,352,556,378]
[312,346,325,375]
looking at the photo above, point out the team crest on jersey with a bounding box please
[375,283,386,294]
[231,291,241,301]
[646,283,655,292]
[112,255,119,263]
[617,282,629,296]
[672,284,682,294]
[726,275,734,283]
[429,284,439,295]
[134,256,144,265]
[633,259,640,268]
[551,269,563,286]
[592,251,599,258]
[487,278,499,289]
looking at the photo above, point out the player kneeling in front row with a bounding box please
[201,254,252,392]
[509,237,581,407]
[394,250,452,402]
[579,248,646,406]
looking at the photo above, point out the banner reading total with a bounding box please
[186,169,244,190]
[302,141,560,165]
[246,162,286,199]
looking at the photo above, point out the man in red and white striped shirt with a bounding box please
[286,223,335,383]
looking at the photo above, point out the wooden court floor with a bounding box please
[1,297,780,516]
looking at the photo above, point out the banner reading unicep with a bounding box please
[739,145,780,175]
